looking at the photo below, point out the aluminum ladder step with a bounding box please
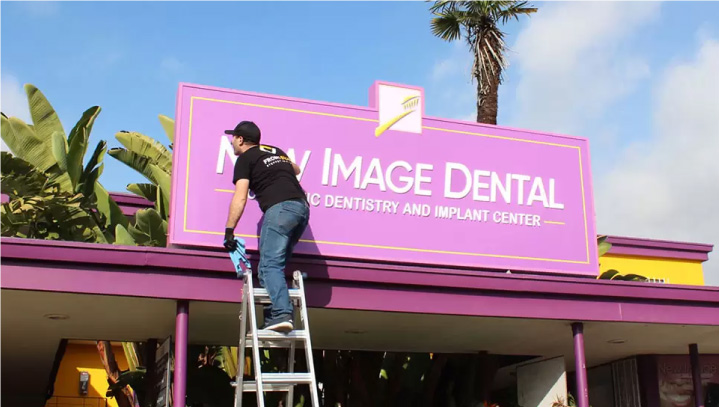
[233,373,314,392]
[234,270,319,407]
[238,381,293,393]
[245,330,308,347]
[262,373,314,385]
[252,288,302,304]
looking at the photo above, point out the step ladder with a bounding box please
[232,269,320,407]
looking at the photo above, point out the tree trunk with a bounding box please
[475,69,500,125]
[96,341,136,407]
[473,28,503,126]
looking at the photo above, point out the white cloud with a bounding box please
[510,1,660,135]
[597,38,719,285]
[1,75,32,152]
[19,1,60,17]
[159,56,193,83]
[161,57,185,74]
[431,42,469,82]
[426,42,476,120]
[1,75,31,123]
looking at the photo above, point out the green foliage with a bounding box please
[114,224,136,246]
[108,148,157,184]
[1,84,124,243]
[158,114,175,145]
[2,114,60,173]
[1,152,108,243]
[429,1,536,124]
[150,164,171,217]
[66,106,102,189]
[127,208,167,247]
[598,270,649,282]
[95,182,129,230]
[108,117,175,247]
[127,183,157,203]
[596,236,649,282]
[429,1,537,82]
[26,84,66,142]
[115,131,172,174]
[187,345,235,407]
[107,368,146,396]
[597,235,612,257]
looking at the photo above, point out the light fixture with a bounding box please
[44,314,70,320]
[607,339,626,344]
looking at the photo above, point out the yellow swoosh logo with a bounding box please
[375,110,414,137]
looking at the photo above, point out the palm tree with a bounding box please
[430,1,537,125]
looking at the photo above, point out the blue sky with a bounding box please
[2,1,719,283]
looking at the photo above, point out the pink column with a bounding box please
[572,322,589,407]
[174,301,189,407]
[690,343,704,407]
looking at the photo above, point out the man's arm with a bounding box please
[225,179,250,229]
[276,147,301,176]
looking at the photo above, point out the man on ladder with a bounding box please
[223,120,310,333]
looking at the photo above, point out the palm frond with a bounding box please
[431,11,465,41]
[498,2,538,24]
[429,0,458,14]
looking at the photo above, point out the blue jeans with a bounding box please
[258,199,310,322]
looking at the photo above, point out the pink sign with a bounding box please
[168,81,598,275]
[657,355,719,407]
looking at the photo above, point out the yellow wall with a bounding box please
[600,254,705,286]
[48,343,129,407]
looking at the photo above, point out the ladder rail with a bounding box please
[246,272,266,407]
[294,271,321,407]
[234,273,250,407]
[231,266,318,407]
[286,337,296,407]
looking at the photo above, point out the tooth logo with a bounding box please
[374,84,423,137]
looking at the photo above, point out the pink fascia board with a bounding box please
[2,237,719,306]
[605,236,713,261]
[3,261,719,326]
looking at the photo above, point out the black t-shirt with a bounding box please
[232,145,307,212]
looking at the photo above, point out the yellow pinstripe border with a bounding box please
[182,96,591,265]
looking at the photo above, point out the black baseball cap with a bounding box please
[224,121,261,143]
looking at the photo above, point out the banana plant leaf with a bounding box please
[66,106,101,162]
[128,208,167,247]
[25,84,65,142]
[114,224,136,246]
[114,131,172,175]
[598,270,620,280]
[127,183,157,203]
[221,346,238,379]
[95,182,129,229]
[1,116,57,173]
[108,368,146,393]
[1,192,108,243]
[150,165,171,217]
[1,152,47,199]
[51,131,68,172]
[108,148,157,184]
[78,141,107,199]
[121,342,141,371]
[598,269,648,282]
[597,235,612,257]
[158,114,175,146]
[619,274,649,282]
